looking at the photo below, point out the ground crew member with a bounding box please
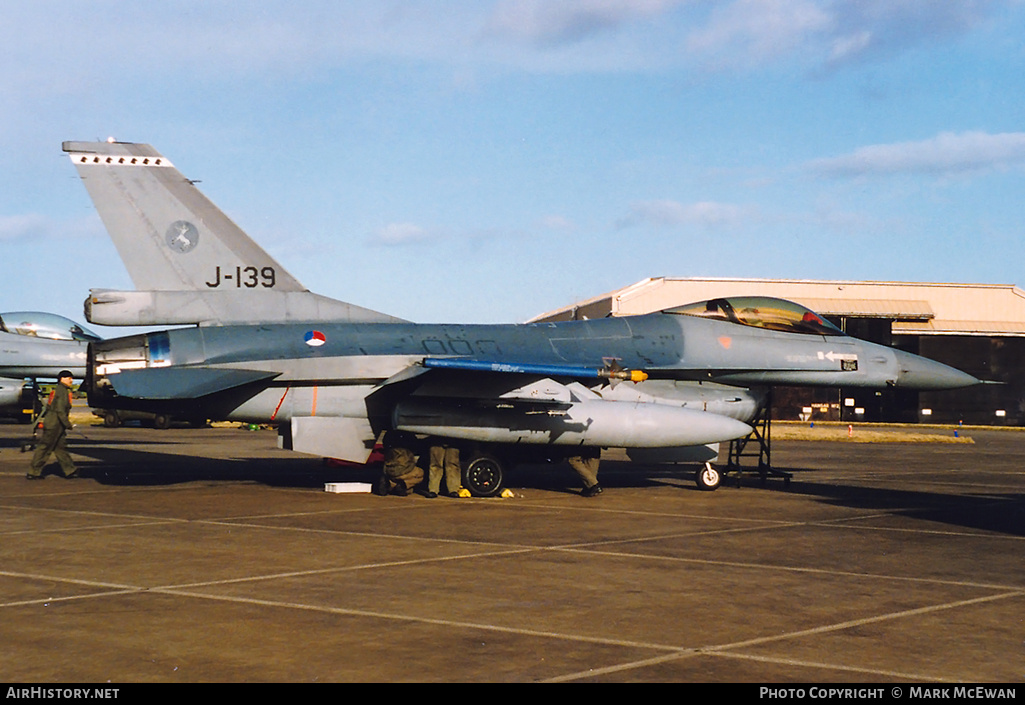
[26,371,79,480]
[568,448,602,496]
[373,430,423,496]
[426,440,466,498]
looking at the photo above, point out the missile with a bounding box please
[393,397,752,448]
[421,357,648,382]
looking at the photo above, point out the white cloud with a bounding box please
[686,0,832,68]
[807,131,1025,177]
[0,214,101,242]
[538,214,577,231]
[370,222,435,246]
[823,0,997,67]
[0,0,1009,103]
[684,0,1001,72]
[616,200,752,229]
[486,0,682,46]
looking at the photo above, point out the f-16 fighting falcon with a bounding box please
[0,312,98,422]
[62,140,978,494]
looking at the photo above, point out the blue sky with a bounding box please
[3,1,1024,326]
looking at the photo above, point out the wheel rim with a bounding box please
[465,458,502,496]
[700,466,720,487]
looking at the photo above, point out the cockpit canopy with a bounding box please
[0,312,102,342]
[664,296,845,336]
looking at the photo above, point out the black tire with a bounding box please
[153,414,171,430]
[463,455,504,497]
[103,411,120,428]
[695,463,721,492]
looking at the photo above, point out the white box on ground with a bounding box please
[324,482,372,494]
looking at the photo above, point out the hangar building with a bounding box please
[531,278,1025,426]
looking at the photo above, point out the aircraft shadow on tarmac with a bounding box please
[21,432,1024,537]
[42,442,360,488]
[707,464,1025,539]
[781,474,1025,538]
[55,439,710,494]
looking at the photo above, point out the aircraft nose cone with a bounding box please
[893,349,979,390]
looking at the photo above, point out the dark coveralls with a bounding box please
[377,431,423,496]
[28,385,77,478]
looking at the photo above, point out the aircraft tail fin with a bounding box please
[63,140,403,325]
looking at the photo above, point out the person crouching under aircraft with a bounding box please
[373,430,423,497]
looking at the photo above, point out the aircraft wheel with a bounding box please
[695,462,721,492]
[463,455,504,497]
[103,411,120,428]
[153,414,171,430]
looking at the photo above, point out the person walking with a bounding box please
[26,371,79,480]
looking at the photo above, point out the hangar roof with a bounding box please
[530,278,1025,336]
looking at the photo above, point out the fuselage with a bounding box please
[87,310,975,427]
[0,331,88,379]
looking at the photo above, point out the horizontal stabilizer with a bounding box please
[86,288,405,326]
[107,367,279,400]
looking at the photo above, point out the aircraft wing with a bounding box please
[361,357,754,451]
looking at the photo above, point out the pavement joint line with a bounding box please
[700,650,958,683]
[541,650,705,682]
[190,517,548,549]
[542,591,1023,683]
[540,522,809,548]
[0,570,143,593]
[25,489,1010,539]
[542,646,951,683]
[511,501,803,524]
[6,504,1020,592]
[0,503,191,524]
[203,507,414,520]
[147,546,545,589]
[0,520,186,537]
[0,590,145,610]
[550,546,1025,592]
[3,567,1019,679]
[143,586,686,653]
[1,495,799,527]
[699,589,1025,652]
[805,519,1025,541]
[7,535,1014,598]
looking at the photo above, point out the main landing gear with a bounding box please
[461,454,505,497]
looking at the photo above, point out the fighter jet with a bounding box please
[0,312,98,421]
[63,140,978,493]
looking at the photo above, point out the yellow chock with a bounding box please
[455,488,472,498]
